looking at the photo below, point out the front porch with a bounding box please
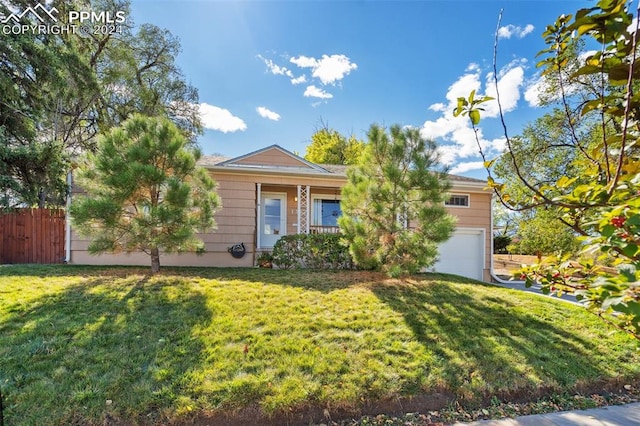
[256,183,342,250]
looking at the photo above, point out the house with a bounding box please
[69,145,493,281]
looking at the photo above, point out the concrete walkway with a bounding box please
[451,402,640,425]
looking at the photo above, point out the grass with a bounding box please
[1,265,639,425]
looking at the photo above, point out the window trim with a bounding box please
[311,194,342,227]
[445,193,470,208]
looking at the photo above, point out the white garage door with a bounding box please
[433,228,484,280]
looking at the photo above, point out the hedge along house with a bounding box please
[69,145,493,281]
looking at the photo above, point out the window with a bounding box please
[445,194,469,207]
[312,199,342,226]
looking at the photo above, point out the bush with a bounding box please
[256,251,273,268]
[493,235,511,254]
[271,234,354,270]
[271,235,304,270]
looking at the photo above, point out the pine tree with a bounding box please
[70,114,220,273]
[339,124,456,277]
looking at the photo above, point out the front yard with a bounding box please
[1,266,638,425]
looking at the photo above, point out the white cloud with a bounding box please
[483,64,525,117]
[290,74,307,85]
[420,60,527,170]
[303,85,333,99]
[466,63,480,72]
[290,55,318,68]
[498,24,534,39]
[260,53,356,103]
[437,145,461,166]
[291,54,357,85]
[421,116,465,141]
[524,73,585,108]
[491,137,507,152]
[313,54,358,85]
[256,106,281,121]
[428,102,446,112]
[445,72,482,104]
[450,161,485,174]
[257,54,293,78]
[199,103,246,133]
[524,76,546,107]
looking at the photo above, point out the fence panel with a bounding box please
[0,209,65,264]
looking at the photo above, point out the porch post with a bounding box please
[305,185,310,234]
[256,183,262,249]
[297,185,301,234]
[298,185,310,234]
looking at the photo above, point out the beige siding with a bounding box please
[71,251,253,267]
[70,172,258,267]
[446,192,492,281]
[70,162,493,280]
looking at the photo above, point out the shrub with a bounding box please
[271,235,305,270]
[271,234,354,270]
[256,251,273,268]
[493,235,511,254]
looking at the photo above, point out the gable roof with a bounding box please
[296,163,487,184]
[198,145,489,190]
[216,145,329,172]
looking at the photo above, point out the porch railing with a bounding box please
[309,225,340,234]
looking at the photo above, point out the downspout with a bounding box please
[490,193,524,285]
[64,170,72,264]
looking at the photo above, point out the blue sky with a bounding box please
[130,0,589,178]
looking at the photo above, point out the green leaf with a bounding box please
[469,110,481,125]
[453,97,467,117]
[601,224,616,237]
[625,214,640,226]
[576,23,599,36]
[468,89,476,103]
[483,159,496,168]
[622,244,638,258]
[612,301,640,317]
[556,176,577,188]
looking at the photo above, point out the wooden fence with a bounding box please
[0,209,66,264]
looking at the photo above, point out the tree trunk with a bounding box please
[150,247,160,274]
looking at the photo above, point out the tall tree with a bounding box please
[0,0,97,207]
[304,126,365,165]
[70,114,219,274]
[339,124,456,277]
[0,0,203,207]
[94,23,202,142]
[456,0,640,340]
[51,0,202,148]
[508,209,581,257]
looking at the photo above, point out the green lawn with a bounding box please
[1,266,638,425]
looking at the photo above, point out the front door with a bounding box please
[261,193,286,248]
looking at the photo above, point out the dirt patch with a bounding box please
[180,379,640,426]
[189,393,455,426]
